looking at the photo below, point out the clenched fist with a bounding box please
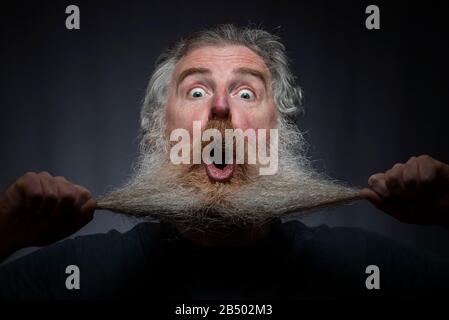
[361,155,449,227]
[0,172,96,260]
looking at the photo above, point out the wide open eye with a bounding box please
[237,88,255,100]
[188,87,206,98]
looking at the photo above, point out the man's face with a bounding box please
[98,44,359,233]
[165,45,277,136]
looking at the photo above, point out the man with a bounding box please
[0,25,448,299]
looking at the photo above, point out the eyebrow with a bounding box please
[232,67,268,89]
[176,66,269,90]
[177,67,211,88]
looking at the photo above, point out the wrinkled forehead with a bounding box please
[172,44,272,83]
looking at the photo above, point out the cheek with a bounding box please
[265,105,278,128]
[164,104,177,134]
[232,104,277,131]
[165,104,210,135]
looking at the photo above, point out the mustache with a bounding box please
[179,119,249,165]
[205,118,233,134]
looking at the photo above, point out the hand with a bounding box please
[0,172,96,259]
[361,155,449,227]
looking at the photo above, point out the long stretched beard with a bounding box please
[97,119,361,233]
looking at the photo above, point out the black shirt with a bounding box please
[0,219,448,299]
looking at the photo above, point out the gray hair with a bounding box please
[97,25,362,228]
[140,24,303,152]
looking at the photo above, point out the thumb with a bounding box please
[435,159,449,180]
[80,198,96,222]
[360,187,389,212]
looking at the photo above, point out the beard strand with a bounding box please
[96,119,361,233]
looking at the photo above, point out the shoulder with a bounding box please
[279,219,384,256]
[25,221,164,264]
[277,220,384,283]
[280,219,447,264]
[278,220,449,297]
[0,221,163,299]
[68,221,163,255]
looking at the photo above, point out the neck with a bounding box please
[174,220,273,247]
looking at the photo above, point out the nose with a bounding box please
[210,90,230,120]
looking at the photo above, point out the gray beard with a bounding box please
[96,120,361,233]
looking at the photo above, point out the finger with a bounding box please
[368,173,390,198]
[417,155,438,186]
[433,158,449,182]
[385,164,406,197]
[2,182,24,214]
[67,198,96,234]
[37,172,59,217]
[80,198,96,223]
[360,187,395,216]
[402,157,420,192]
[52,177,76,219]
[360,187,383,206]
[73,185,92,209]
[17,172,44,212]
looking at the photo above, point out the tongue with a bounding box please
[206,163,235,182]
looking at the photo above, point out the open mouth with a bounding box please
[205,163,235,182]
[205,148,235,182]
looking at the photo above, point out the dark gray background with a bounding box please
[1,0,448,262]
